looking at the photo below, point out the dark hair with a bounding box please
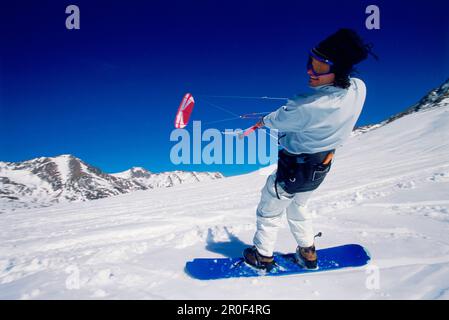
[314,29,377,89]
[333,73,351,89]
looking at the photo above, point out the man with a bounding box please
[243,29,374,270]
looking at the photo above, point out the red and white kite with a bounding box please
[174,93,195,129]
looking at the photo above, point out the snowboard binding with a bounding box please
[243,246,276,272]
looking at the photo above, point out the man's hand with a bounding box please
[255,117,265,128]
[238,119,265,140]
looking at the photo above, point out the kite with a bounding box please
[174,93,195,129]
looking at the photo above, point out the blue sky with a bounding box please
[1,0,448,176]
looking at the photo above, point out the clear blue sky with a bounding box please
[1,0,448,176]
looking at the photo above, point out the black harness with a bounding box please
[274,149,335,198]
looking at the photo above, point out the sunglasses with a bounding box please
[307,50,334,76]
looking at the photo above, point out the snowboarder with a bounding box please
[243,29,375,270]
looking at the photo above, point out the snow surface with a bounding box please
[0,106,449,299]
[52,155,71,185]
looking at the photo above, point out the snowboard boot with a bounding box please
[243,246,275,271]
[295,244,318,269]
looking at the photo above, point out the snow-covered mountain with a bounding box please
[0,155,223,212]
[111,167,223,189]
[352,77,449,136]
[385,77,449,123]
[0,78,448,299]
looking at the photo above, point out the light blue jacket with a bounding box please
[262,78,366,154]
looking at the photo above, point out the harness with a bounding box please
[274,149,335,199]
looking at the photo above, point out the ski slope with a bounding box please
[1,106,449,299]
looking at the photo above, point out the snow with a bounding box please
[110,168,223,189]
[0,156,223,212]
[51,154,71,184]
[0,163,47,189]
[1,104,449,299]
[111,169,137,180]
[0,161,55,209]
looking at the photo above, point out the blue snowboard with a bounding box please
[185,244,370,280]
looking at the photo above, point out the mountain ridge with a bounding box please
[0,154,223,212]
[353,77,449,136]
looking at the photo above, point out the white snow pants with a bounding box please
[253,172,314,257]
